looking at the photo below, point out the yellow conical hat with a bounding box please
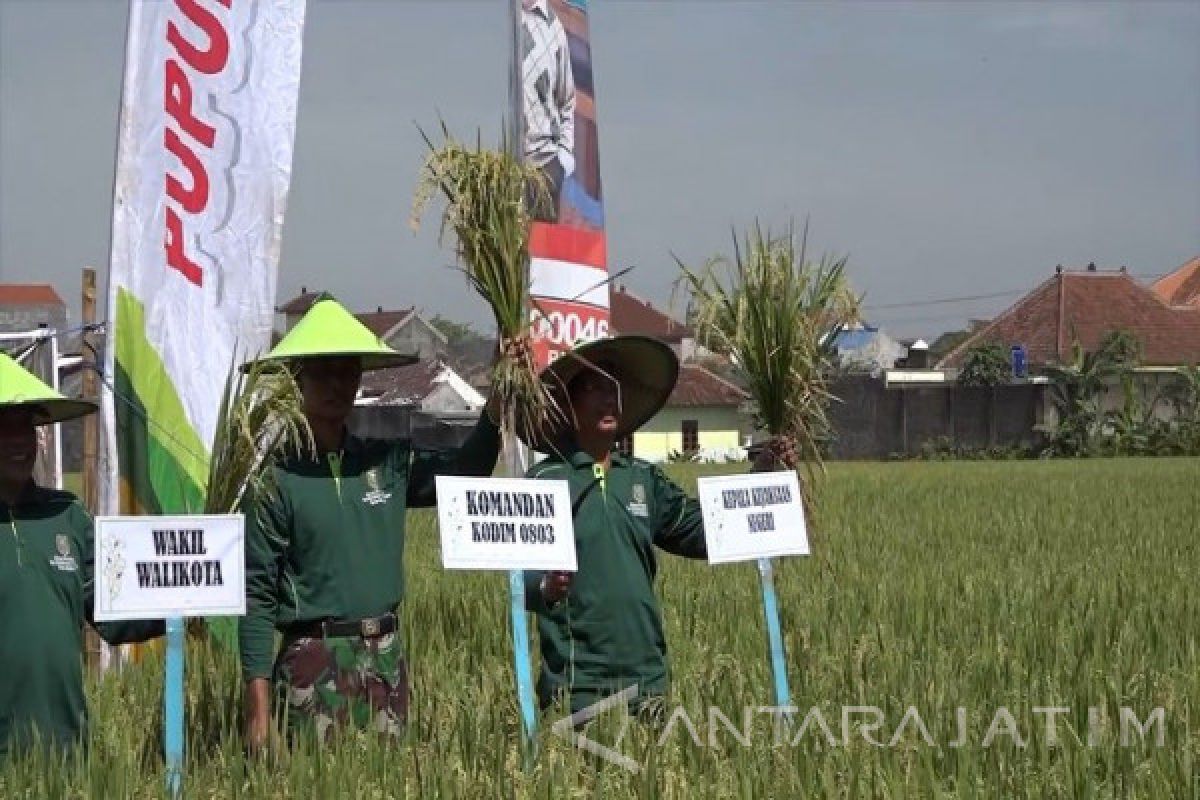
[245,295,417,372]
[0,352,96,425]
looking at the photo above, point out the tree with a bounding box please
[428,314,478,348]
[956,343,1010,387]
[1037,331,1141,457]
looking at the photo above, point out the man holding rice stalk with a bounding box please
[0,353,163,756]
[238,295,504,749]
[520,335,712,720]
[411,131,711,722]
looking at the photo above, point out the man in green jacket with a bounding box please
[0,353,162,755]
[522,336,708,718]
[240,297,502,748]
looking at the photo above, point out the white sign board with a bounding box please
[697,472,809,564]
[436,476,577,571]
[94,515,246,621]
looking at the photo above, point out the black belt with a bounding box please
[284,612,397,640]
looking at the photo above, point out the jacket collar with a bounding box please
[563,443,629,471]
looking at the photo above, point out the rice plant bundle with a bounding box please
[677,221,859,500]
[204,359,313,516]
[411,124,558,442]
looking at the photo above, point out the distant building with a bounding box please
[275,287,324,332]
[356,307,448,362]
[632,364,750,463]
[357,359,485,416]
[609,284,700,360]
[0,284,67,334]
[831,324,907,373]
[1151,255,1200,309]
[938,265,1200,371]
[935,263,1200,426]
[276,287,448,360]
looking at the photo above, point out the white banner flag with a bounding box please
[103,0,306,516]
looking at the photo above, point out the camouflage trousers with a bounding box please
[273,632,409,743]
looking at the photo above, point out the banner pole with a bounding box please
[164,616,185,798]
[756,557,791,708]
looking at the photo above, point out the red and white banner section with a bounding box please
[528,223,610,366]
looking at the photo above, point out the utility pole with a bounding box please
[81,267,107,671]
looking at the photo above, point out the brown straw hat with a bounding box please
[525,335,679,453]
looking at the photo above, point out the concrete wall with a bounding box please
[634,405,749,463]
[0,304,67,334]
[827,375,1046,458]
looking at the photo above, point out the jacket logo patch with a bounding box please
[363,490,392,506]
[50,533,78,572]
[362,468,393,506]
[627,484,648,517]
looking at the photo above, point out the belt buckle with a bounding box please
[361,617,381,637]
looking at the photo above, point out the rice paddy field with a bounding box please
[3,458,1198,798]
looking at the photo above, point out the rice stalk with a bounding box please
[411,122,560,442]
[195,358,312,643]
[203,359,313,516]
[675,220,860,502]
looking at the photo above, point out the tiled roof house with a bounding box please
[938,266,1200,369]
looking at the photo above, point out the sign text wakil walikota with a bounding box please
[135,528,225,589]
[94,515,245,621]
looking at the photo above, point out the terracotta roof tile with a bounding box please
[356,308,413,338]
[359,359,442,405]
[938,269,1200,369]
[610,286,691,342]
[0,284,65,306]
[667,364,749,407]
[1152,256,1200,308]
[276,290,323,315]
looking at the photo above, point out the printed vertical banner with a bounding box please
[102,0,307,517]
[513,0,610,368]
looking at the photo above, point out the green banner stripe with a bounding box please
[114,288,208,513]
[113,360,204,514]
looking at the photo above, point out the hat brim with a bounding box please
[525,336,679,454]
[241,350,419,373]
[1,398,98,426]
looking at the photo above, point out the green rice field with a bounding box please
[3,459,1198,798]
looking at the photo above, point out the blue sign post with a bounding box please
[164,617,185,798]
[509,569,538,750]
[757,558,792,708]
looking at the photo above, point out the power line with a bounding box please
[864,288,1024,312]
[861,270,1172,313]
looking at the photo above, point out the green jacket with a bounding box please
[524,448,706,710]
[240,416,500,679]
[0,485,162,754]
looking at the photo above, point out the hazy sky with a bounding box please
[1,0,1197,339]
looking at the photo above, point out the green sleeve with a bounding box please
[239,478,291,680]
[651,467,708,559]
[406,414,501,508]
[522,458,567,614]
[74,501,164,644]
